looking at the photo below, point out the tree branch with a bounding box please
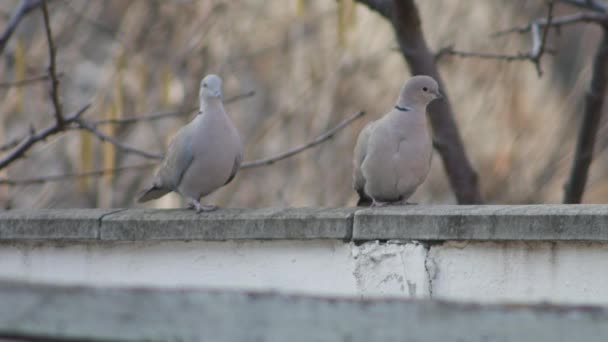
[357,0,483,204]
[492,11,608,37]
[558,0,608,12]
[240,111,366,169]
[0,0,42,55]
[0,104,90,170]
[437,1,557,76]
[41,0,64,126]
[92,91,255,126]
[0,73,63,89]
[355,0,392,19]
[0,110,365,184]
[0,163,154,186]
[75,119,163,160]
[563,27,608,203]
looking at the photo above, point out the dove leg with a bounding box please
[371,199,390,208]
[393,199,418,205]
[186,198,218,213]
[396,199,417,205]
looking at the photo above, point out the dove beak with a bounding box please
[434,90,444,99]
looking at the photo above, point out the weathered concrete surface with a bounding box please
[101,207,355,241]
[0,240,359,296]
[351,241,429,298]
[2,207,608,305]
[1,281,608,342]
[0,209,117,240]
[1,206,607,241]
[354,205,608,241]
[429,241,608,304]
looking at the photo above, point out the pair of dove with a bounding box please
[137,74,442,211]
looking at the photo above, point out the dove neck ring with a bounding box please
[394,105,411,112]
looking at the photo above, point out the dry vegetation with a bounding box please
[0,0,606,209]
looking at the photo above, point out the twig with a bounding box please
[435,46,534,62]
[492,12,608,37]
[0,0,42,55]
[532,0,554,76]
[0,163,155,186]
[0,73,63,89]
[75,120,163,160]
[559,0,608,12]
[564,27,608,203]
[58,0,117,37]
[92,91,255,126]
[0,138,22,153]
[241,111,365,169]
[0,104,90,170]
[0,110,364,183]
[41,0,64,125]
[437,1,556,76]
[355,0,392,19]
[0,90,255,159]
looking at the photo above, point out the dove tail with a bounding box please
[136,186,170,203]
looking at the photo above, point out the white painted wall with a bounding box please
[1,240,608,305]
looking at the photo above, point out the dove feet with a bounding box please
[371,200,389,208]
[370,199,417,207]
[186,199,218,213]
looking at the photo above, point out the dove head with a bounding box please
[398,75,442,109]
[199,74,223,105]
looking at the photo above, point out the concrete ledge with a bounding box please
[100,208,355,241]
[353,205,608,241]
[0,205,607,242]
[1,281,607,342]
[0,209,115,240]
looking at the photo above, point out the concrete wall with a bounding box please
[1,206,608,305]
[3,282,608,342]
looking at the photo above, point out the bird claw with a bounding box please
[370,200,389,208]
[187,200,218,213]
[370,199,416,207]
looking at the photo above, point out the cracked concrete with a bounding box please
[351,241,429,298]
[2,207,608,304]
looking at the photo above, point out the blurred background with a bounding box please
[0,0,606,209]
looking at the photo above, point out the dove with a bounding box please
[353,75,442,207]
[137,74,243,212]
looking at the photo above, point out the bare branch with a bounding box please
[0,73,63,89]
[241,111,365,169]
[0,0,42,55]
[0,163,155,186]
[75,120,163,160]
[435,46,534,62]
[0,104,90,170]
[0,138,22,153]
[437,1,556,76]
[355,0,392,19]
[41,0,64,125]
[564,27,608,203]
[0,90,254,160]
[92,91,255,126]
[559,0,608,12]
[493,11,608,37]
[0,110,363,183]
[533,0,554,75]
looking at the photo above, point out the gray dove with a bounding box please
[353,75,442,207]
[137,74,243,212]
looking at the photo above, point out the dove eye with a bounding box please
[422,87,428,92]
[203,83,208,88]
